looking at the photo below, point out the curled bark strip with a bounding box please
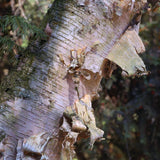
[106,29,147,76]
[62,94,104,152]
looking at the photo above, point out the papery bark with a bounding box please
[0,0,149,159]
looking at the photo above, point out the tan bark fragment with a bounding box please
[106,29,147,76]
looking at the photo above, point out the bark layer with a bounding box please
[0,0,148,159]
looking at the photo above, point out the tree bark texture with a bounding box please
[0,0,148,159]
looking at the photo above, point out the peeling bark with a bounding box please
[0,0,149,159]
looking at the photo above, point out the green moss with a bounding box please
[0,51,35,103]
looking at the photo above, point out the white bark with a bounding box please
[0,0,147,159]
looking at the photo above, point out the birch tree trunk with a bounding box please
[0,0,149,159]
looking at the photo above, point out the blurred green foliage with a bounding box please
[0,15,47,52]
[0,0,51,80]
[24,0,54,25]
